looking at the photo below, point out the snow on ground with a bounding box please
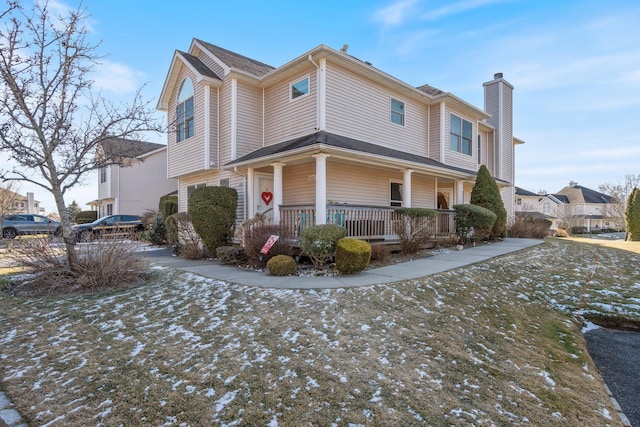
[0,238,637,425]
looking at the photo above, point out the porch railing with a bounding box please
[279,204,456,241]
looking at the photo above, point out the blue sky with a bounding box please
[7,0,640,212]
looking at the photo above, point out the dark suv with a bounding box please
[2,214,62,239]
[73,215,144,241]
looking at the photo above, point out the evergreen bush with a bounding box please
[188,186,237,256]
[75,210,98,224]
[159,194,178,221]
[266,254,297,276]
[301,224,348,269]
[335,238,371,275]
[453,204,497,244]
[470,165,507,239]
[626,187,640,241]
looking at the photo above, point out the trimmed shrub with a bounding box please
[188,186,237,256]
[266,254,297,276]
[216,246,247,266]
[243,224,294,263]
[301,224,348,269]
[335,238,371,275]
[470,165,507,239]
[626,187,640,241]
[159,194,178,221]
[393,207,437,254]
[76,210,98,224]
[570,226,588,235]
[453,204,497,244]
[507,217,552,239]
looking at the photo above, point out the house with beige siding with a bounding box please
[157,40,523,240]
[94,138,178,217]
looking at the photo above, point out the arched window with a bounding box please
[176,78,194,142]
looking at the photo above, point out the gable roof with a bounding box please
[99,138,165,160]
[194,39,275,77]
[416,84,445,97]
[551,194,570,204]
[177,51,221,80]
[515,187,539,197]
[574,185,616,204]
[226,131,501,181]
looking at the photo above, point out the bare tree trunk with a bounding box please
[52,190,80,271]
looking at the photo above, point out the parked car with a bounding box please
[2,214,62,239]
[73,215,144,242]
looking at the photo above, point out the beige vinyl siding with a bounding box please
[444,108,479,171]
[502,89,514,183]
[264,69,317,144]
[411,175,437,208]
[167,66,206,178]
[236,84,263,157]
[327,163,402,206]
[218,80,233,166]
[228,173,246,225]
[282,163,316,205]
[325,64,429,156]
[209,87,219,168]
[428,105,441,161]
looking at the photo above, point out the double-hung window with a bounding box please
[176,78,194,142]
[391,98,405,126]
[450,114,472,155]
[187,183,206,201]
[390,181,403,207]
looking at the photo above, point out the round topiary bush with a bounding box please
[335,238,371,275]
[188,186,237,255]
[266,255,298,276]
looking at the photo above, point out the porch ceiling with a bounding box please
[225,131,484,181]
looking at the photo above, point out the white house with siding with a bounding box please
[95,138,177,217]
[157,40,523,240]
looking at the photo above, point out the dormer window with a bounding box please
[176,78,194,142]
[290,76,309,100]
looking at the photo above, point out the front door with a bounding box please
[255,174,274,219]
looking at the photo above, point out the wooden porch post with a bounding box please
[403,169,413,207]
[271,162,284,224]
[313,153,329,224]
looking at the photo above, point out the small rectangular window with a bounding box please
[219,178,230,187]
[390,181,403,207]
[100,167,107,183]
[291,76,309,100]
[107,203,113,215]
[391,98,405,126]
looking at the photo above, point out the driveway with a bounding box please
[585,327,640,426]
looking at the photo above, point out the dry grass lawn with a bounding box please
[0,238,639,425]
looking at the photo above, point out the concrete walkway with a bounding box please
[145,238,544,289]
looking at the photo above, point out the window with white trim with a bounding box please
[176,78,194,142]
[219,178,230,187]
[450,114,472,155]
[100,167,107,183]
[290,76,309,100]
[390,98,405,126]
[390,181,403,207]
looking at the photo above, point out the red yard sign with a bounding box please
[260,234,280,255]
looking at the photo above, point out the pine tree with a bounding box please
[470,165,507,239]
[626,187,640,241]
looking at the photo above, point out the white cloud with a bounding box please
[92,61,143,94]
[420,0,510,21]
[372,0,419,27]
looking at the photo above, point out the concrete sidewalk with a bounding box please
[144,238,544,289]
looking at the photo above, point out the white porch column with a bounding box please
[403,169,413,207]
[455,180,465,205]
[271,162,285,224]
[313,153,329,224]
[247,167,255,217]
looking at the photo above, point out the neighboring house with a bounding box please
[157,40,523,240]
[0,189,45,215]
[515,182,623,231]
[93,138,178,217]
